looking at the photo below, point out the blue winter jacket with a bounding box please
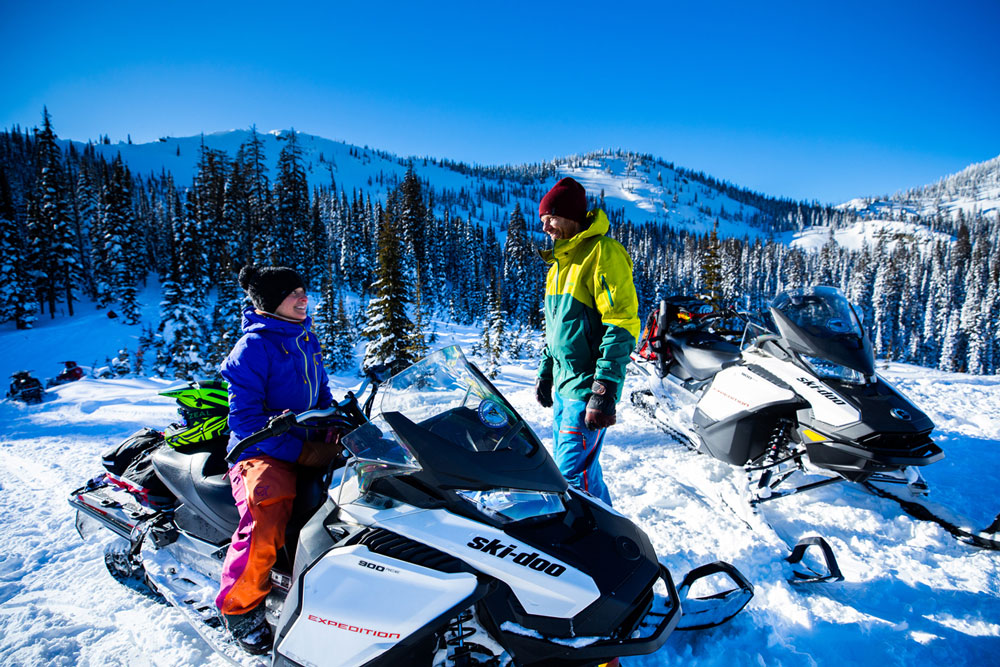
[221,308,333,464]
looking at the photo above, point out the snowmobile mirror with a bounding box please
[785,536,844,584]
[676,561,754,630]
[365,363,393,385]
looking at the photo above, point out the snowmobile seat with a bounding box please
[669,330,742,381]
[152,441,240,537]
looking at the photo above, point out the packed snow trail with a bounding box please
[1,314,999,665]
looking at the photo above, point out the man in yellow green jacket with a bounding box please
[534,177,640,506]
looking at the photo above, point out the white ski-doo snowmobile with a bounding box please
[631,286,944,504]
[70,346,753,666]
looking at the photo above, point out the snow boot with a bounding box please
[223,606,273,656]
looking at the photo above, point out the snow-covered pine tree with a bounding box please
[398,165,427,290]
[317,274,359,374]
[307,189,328,286]
[960,233,990,373]
[0,172,32,327]
[193,141,229,284]
[362,193,416,373]
[208,266,245,368]
[158,191,207,376]
[477,275,507,379]
[238,126,273,264]
[407,273,430,363]
[102,155,142,324]
[503,203,533,322]
[871,242,903,359]
[72,167,98,298]
[272,130,309,273]
[920,243,949,366]
[699,221,722,303]
[312,262,339,360]
[33,107,78,318]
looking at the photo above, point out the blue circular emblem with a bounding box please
[478,399,509,429]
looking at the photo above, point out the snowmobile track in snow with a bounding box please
[862,481,1000,551]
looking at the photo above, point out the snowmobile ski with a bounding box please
[785,536,843,584]
[676,561,755,630]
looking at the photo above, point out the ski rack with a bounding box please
[785,536,844,584]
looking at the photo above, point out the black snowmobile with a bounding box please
[7,370,44,404]
[631,286,944,502]
[70,346,754,666]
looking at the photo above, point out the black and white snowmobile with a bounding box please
[7,370,44,404]
[631,286,944,505]
[70,346,753,667]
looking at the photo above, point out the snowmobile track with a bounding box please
[862,481,1000,551]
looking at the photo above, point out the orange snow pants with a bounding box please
[215,456,297,616]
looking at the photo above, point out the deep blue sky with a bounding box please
[2,1,998,204]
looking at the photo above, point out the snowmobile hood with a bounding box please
[240,307,313,337]
[537,209,611,263]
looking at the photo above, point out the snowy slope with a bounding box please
[783,219,954,253]
[1,293,999,666]
[840,154,1000,222]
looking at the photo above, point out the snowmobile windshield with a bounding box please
[771,287,863,339]
[378,346,534,457]
[339,346,566,500]
[770,286,875,379]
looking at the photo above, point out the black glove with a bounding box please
[535,376,553,408]
[585,379,618,430]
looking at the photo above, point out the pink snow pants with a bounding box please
[215,456,297,616]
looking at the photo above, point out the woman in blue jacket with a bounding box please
[215,264,338,654]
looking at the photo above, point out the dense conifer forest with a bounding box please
[2,111,998,376]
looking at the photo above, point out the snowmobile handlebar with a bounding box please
[225,367,388,464]
[225,412,299,463]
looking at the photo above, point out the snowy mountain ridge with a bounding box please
[71,129,994,252]
[840,153,1000,222]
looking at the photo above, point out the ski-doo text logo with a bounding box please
[467,536,566,577]
[307,614,401,640]
[796,377,848,406]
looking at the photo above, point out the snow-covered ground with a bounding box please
[1,303,999,666]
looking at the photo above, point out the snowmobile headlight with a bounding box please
[800,355,867,385]
[456,489,565,524]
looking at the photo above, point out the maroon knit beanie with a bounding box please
[539,177,588,224]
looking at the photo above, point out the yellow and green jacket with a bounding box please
[538,209,640,402]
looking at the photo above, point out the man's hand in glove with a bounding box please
[585,379,618,430]
[535,376,553,408]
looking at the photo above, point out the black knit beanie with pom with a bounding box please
[238,265,306,314]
